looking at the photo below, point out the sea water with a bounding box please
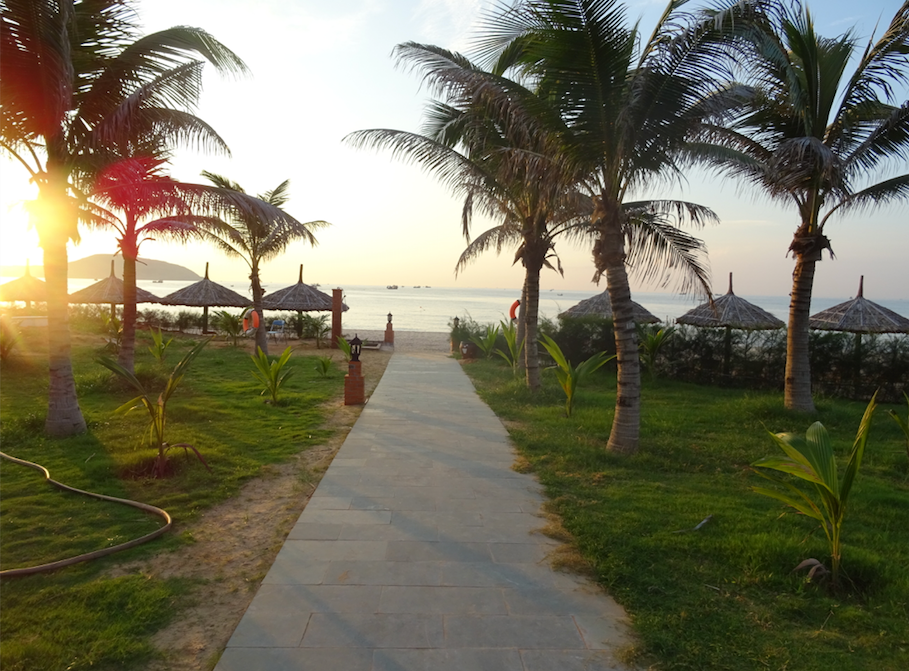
[7,278,909,333]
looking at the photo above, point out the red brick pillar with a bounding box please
[331,288,342,349]
[384,319,394,347]
[344,360,365,405]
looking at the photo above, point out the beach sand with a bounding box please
[346,329,451,354]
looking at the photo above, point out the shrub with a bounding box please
[97,338,212,479]
[251,346,295,404]
[752,393,878,587]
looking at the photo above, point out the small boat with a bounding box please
[387,284,398,290]
[152,279,163,283]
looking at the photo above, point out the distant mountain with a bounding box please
[1,255,202,281]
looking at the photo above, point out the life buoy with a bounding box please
[242,309,260,331]
[509,300,520,320]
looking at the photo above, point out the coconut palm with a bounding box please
[702,1,909,412]
[475,0,742,453]
[90,156,316,373]
[347,43,592,390]
[0,0,246,436]
[200,172,328,356]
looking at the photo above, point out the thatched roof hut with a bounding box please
[559,289,659,323]
[0,261,46,305]
[68,261,161,306]
[810,276,909,334]
[161,263,249,309]
[262,265,347,312]
[676,273,784,330]
[161,262,249,332]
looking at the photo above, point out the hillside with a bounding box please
[2,255,202,281]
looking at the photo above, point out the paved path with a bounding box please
[215,353,633,671]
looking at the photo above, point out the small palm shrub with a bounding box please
[752,393,878,587]
[539,334,615,417]
[315,355,334,378]
[638,324,675,379]
[471,325,500,359]
[212,309,244,346]
[495,320,524,372]
[251,346,295,404]
[147,328,173,365]
[336,336,353,362]
[98,338,212,479]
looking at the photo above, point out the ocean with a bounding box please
[5,277,908,333]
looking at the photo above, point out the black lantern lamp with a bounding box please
[453,316,460,329]
[349,334,362,362]
[387,312,393,324]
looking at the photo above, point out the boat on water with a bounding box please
[152,279,163,283]
[387,284,398,290]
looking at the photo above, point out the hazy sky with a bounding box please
[1,0,906,299]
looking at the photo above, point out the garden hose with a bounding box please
[0,451,172,578]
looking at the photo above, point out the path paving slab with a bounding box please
[215,353,634,671]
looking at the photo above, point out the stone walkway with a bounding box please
[214,353,633,671]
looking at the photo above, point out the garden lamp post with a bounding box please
[344,334,365,405]
[385,311,394,347]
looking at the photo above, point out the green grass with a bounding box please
[0,333,346,671]
[463,360,909,671]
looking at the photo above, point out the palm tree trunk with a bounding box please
[784,252,817,411]
[605,262,641,455]
[594,203,640,455]
[522,259,543,392]
[516,284,527,372]
[42,235,87,437]
[250,268,267,355]
[118,252,138,373]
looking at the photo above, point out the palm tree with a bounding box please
[200,172,328,356]
[0,0,246,436]
[347,43,591,390]
[702,1,909,412]
[476,0,739,453]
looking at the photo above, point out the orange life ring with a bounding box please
[509,300,520,320]
[242,309,260,331]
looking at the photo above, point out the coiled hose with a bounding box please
[0,451,172,578]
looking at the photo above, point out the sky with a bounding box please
[0,0,907,300]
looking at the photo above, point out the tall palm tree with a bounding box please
[476,0,739,453]
[1,0,246,436]
[347,43,591,390]
[200,172,328,356]
[702,1,909,411]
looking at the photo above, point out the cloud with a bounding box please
[413,0,487,50]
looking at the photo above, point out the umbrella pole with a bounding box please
[202,306,209,334]
[723,326,732,376]
[853,332,862,397]
[296,311,303,338]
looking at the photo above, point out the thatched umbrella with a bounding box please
[559,289,660,324]
[68,260,161,317]
[676,273,784,374]
[809,276,909,386]
[262,265,347,337]
[161,262,249,332]
[0,261,47,307]
[810,276,909,334]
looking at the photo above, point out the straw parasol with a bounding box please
[0,261,47,307]
[68,260,161,316]
[676,273,784,374]
[809,276,909,389]
[809,276,909,334]
[559,289,659,324]
[262,265,347,312]
[161,262,249,332]
[262,265,347,337]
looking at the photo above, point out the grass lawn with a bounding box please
[0,331,350,671]
[462,359,909,671]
